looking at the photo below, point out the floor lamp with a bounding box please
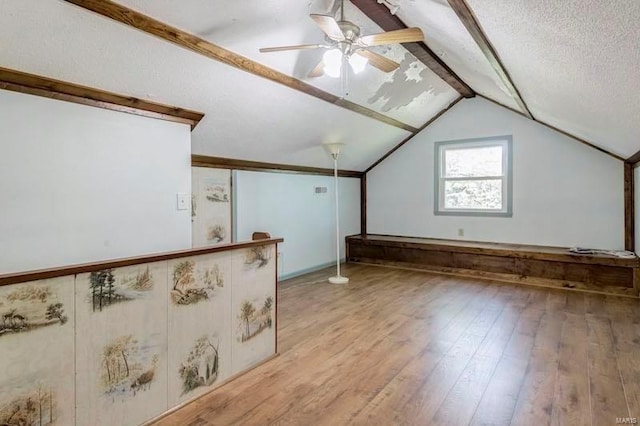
[324,143,349,284]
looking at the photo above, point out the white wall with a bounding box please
[368,97,624,249]
[0,90,192,273]
[234,171,360,279]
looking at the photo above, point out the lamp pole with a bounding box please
[333,153,341,278]
[325,143,349,285]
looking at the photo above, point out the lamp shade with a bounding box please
[349,54,368,74]
[323,49,342,78]
[322,142,345,158]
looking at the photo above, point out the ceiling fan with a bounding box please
[259,0,424,79]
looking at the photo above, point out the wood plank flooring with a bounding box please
[154,263,640,426]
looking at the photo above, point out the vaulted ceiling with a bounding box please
[2,0,639,170]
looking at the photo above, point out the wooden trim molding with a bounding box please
[0,238,283,287]
[626,149,640,166]
[478,95,624,162]
[446,0,532,119]
[192,155,363,178]
[365,96,463,172]
[350,0,474,98]
[0,66,204,129]
[624,162,635,252]
[63,0,417,133]
[360,174,367,236]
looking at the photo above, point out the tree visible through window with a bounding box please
[434,136,512,217]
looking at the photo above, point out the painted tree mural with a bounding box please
[238,297,274,342]
[178,336,220,395]
[88,267,154,312]
[89,269,116,312]
[0,385,56,426]
[45,303,67,325]
[171,261,224,305]
[100,335,160,396]
[207,224,226,243]
[102,335,138,390]
[0,285,68,337]
[244,246,271,268]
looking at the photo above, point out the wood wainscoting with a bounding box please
[346,235,640,297]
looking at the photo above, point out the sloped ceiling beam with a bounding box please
[478,95,623,161]
[0,66,204,129]
[350,0,475,98]
[446,0,533,119]
[63,0,418,133]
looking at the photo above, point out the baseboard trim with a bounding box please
[279,258,346,282]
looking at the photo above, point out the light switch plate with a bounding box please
[177,193,189,210]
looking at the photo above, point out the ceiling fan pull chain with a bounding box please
[341,53,348,98]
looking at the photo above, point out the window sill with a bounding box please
[434,210,513,218]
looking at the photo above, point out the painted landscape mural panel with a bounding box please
[204,178,229,203]
[75,262,168,426]
[168,252,233,406]
[0,384,57,426]
[170,260,224,305]
[0,277,75,425]
[244,245,272,269]
[0,284,68,337]
[179,335,220,395]
[192,167,232,247]
[4,244,278,425]
[231,246,277,375]
[238,297,274,342]
[100,333,162,399]
[87,266,154,312]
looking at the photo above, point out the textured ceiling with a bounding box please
[465,0,640,158]
[116,0,460,128]
[2,0,637,166]
[395,0,521,112]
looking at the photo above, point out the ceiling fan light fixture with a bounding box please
[349,53,368,74]
[323,49,343,78]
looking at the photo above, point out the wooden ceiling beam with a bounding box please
[63,0,418,133]
[446,0,533,119]
[350,0,474,98]
[192,155,363,178]
[0,66,204,129]
[478,95,624,161]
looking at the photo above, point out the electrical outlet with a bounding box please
[458,228,464,237]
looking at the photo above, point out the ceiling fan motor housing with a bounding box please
[326,21,361,54]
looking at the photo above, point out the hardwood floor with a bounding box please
[154,263,640,426]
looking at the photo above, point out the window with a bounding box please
[434,136,512,217]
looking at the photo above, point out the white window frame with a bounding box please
[434,136,513,217]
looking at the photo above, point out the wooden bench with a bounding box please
[346,234,640,297]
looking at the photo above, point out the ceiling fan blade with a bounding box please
[259,44,328,53]
[308,60,325,78]
[310,14,346,41]
[356,50,400,73]
[358,27,424,47]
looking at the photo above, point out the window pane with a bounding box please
[444,146,503,177]
[444,179,503,210]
